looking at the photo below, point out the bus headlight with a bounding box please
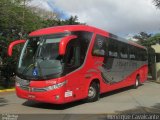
[15,82,20,87]
[45,81,67,91]
[15,76,67,92]
[15,77,30,87]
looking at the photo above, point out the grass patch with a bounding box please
[0,86,5,90]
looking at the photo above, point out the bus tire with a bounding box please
[134,76,140,89]
[86,82,100,102]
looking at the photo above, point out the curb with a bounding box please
[0,88,15,93]
[149,80,160,84]
[155,81,160,84]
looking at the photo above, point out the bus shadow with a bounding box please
[100,84,143,99]
[22,84,144,110]
[22,99,86,110]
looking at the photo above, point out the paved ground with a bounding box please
[0,81,160,116]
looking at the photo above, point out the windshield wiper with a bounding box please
[21,64,34,75]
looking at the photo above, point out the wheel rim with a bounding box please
[136,79,139,87]
[88,86,96,98]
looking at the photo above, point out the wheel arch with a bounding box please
[90,79,100,84]
[136,73,140,81]
[86,78,101,102]
[88,78,101,92]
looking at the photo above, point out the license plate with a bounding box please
[28,94,35,99]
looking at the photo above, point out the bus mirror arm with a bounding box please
[59,35,77,55]
[8,40,26,56]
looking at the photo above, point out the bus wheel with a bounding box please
[87,82,100,102]
[134,76,140,89]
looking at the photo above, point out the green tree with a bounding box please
[147,33,160,45]
[134,32,160,47]
[0,0,42,88]
[153,0,160,8]
[41,15,83,28]
[62,16,81,25]
[133,32,152,46]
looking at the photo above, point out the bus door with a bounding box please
[63,39,84,101]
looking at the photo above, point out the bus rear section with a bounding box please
[91,33,148,93]
[8,25,148,104]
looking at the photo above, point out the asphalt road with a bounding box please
[0,81,160,116]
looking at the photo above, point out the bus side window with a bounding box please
[108,39,119,58]
[129,46,136,60]
[66,46,74,66]
[136,48,142,61]
[92,35,107,56]
[156,53,160,62]
[141,49,148,61]
[65,40,80,68]
[119,42,128,59]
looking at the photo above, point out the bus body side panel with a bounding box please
[82,32,128,95]
[64,70,88,103]
[87,32,148,95]
[63,28,148,103]
[95,63,148,95]
[137,64,148,83]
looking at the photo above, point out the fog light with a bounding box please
[55,95,60,100]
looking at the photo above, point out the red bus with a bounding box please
[8,25,148,104]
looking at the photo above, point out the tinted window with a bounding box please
[136,48,141,61]
[108,39,119,58]
[17,34,66,80]
[65,40,80,68]
[73,31,93,64]
[129,46,136,60]
[141,49,148,61]
[156,53,160,62]
[92,35,108,56]
[129,46,147,61]
[64,31,93,75]
[119,42,128,59]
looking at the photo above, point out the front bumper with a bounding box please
[16,86,66,104]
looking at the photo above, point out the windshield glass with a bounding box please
[17,33,66,80]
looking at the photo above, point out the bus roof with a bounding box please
[29,25,146,49]
[29,25,106,37]
[109,33,146,49]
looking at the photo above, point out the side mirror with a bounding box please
[8,40,26,56]
[59,35,77,55]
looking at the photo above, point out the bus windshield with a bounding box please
[17,33,66,80]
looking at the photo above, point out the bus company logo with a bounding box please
[33,68,38,76]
